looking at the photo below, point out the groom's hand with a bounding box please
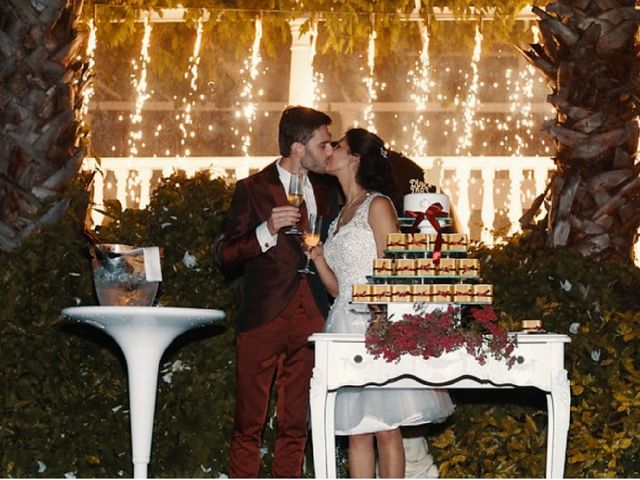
[267,206,301,235]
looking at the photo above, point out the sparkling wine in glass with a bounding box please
[285,173,305,235]
[299,214,323,274]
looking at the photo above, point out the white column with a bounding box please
[534,167,549,222]
[508,167,524,235]
[91,170,105,227]
[184,167,198,178]
[480,167,495,244]
[288,17,315,107]
[235,159,250,181]
[114,168,129,210]
[454,166,471,235]
[162,166,173,179]
[138,169,153,209]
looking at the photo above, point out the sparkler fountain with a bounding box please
[455,23,483,156]
[80,18,97,126]
[128,15,153,160]
[407,19,430,159]
[120,15,154,210]
[362,21,378,133]
[177,14,205,161]
[234,17,263,158]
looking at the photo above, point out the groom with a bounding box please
[217,106,341,477]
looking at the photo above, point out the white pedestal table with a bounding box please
[62,306,225,478]
[309,332,571,478]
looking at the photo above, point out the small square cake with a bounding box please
[438,258,457,276]
[386,233,407,250]
[453,284,474,303]
[427,233,440,251]
[432,284,453,302]
[391,284,412,302]
[394,259,416,276]
[446,233,468,251]
[416,258,436,276]
[411,284,432,302]
[351,284,372,302]
[406,233,428,251]
[373,258,393,276]
[370,284,391,302]
[473,284,493,304]
[457,258,480,277]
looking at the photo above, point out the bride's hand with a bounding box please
[308,242,324,263]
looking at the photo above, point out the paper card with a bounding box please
[143,247,163,282]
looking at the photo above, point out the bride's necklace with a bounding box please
[344,191,369,211]
[337,191,370,229]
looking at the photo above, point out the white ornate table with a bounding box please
[62,306,225,478]
[309,332,571,478]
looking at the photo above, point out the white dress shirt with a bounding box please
[255,160,317,252]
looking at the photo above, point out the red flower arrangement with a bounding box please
[365,305,518,369]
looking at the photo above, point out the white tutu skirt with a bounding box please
[333,385,455,436]
[325,299,455,436]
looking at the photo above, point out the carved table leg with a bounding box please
[310,365,329,478]
[325,391,337,478]
[545,392,555,479]
[549,369,571,478]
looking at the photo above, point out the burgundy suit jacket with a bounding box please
[218,162,341,332]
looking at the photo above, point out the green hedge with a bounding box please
[1,174,639,477]
[432,231,640,478]
[0,172,240,478]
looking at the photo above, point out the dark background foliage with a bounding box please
[431,231,640,477]
[1,175,639,477]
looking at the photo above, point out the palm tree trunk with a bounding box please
[0,0,88,251]
[519,0,640,262]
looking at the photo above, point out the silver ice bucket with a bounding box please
[91,244,162,306]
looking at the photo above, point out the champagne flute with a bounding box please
[299,214,323,274]
[285,173,305,235]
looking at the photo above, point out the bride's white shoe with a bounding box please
[403,436,439,478]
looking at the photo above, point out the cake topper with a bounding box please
[409,178,438,194]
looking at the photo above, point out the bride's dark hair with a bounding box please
[345,128,397,198]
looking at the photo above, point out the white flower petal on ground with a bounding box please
[591,349,601,362]
[560,279,572,291]
[162,372,173,384]
[569,322,580,334]
[182,251,197,268]
[201,465,212,473]
[37,461,47,473]
[171,359,189,372]
[64,472,76,478]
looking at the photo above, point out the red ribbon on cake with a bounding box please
[404,202,446,264]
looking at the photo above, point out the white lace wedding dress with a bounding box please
[323,192,455,436]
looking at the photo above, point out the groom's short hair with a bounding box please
[278,106,332,157]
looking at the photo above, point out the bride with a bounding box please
[309,128,455,478]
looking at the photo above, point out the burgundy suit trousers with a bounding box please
[228,277,325,478]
